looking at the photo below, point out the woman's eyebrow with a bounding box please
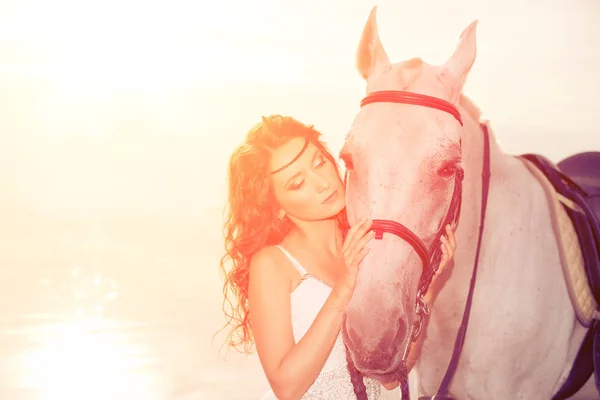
[284,148,321,185]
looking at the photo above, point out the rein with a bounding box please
[345,90,491,400]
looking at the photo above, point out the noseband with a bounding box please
[345,90,491,400]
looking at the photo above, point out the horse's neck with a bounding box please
[417,101,581,397]
[415,102,587,399]
[448,100,518,298]
[430,103,519,333]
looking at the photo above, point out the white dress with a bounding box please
[260,246,382,400]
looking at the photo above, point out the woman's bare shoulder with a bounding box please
[249,245,290,288]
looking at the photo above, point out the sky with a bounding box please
[3,0,598,305]
[0,0,598,215]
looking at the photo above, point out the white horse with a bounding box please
[339,7,599,400]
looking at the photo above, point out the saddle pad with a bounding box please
[519,156,599,327]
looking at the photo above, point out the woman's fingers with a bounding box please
[351,246,371,270]
[355,218,373,241]
[429,226,457,290]
[343,245,370,293]
[445,224,457,252]
[346,230,375,267]
[355,229,376,253]
[439,240,449,271]
[431,243,448,287]
[342,218,372,253]
[341,220,361,253]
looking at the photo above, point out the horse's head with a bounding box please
[341,7,478,381]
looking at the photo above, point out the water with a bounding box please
[0,313,266,400]
[0,209,269,400]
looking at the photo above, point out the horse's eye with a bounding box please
[438,163,457,179]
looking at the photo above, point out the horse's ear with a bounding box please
[440,20,478,95]
[356,6,391,81]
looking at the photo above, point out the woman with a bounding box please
[218,115,456,399]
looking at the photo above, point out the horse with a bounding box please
[339,6,600,400]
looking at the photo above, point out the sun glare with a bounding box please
[2,0,303,93]
[8,0,204,91]
[17,318,161,400]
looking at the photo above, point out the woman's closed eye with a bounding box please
[314,154,326,168]
[288,179,305,191]
[286,154,326,191]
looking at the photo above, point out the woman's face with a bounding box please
[270,137,345,222]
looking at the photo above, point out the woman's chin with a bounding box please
[322,198,346,217]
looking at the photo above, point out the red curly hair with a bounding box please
[217,115,348,354]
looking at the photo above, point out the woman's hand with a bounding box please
[382,225,458,390]
[426,224,457,300]
[435,224,457,280]
[334,218,375,301]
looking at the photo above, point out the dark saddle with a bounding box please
[520,151,600,399]
[522,152,600,303]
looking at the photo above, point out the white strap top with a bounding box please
[275,244,338,367]
[275,245,309,276]
[259,245,382,399]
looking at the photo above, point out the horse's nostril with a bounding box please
[394,319,408,348]
[384,318,408,352]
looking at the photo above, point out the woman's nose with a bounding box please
[313,174,331,192]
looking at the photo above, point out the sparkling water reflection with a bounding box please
[0,214,268,400]
[0,302,265,400]
[16,318,161,400]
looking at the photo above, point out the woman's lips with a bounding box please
[322,189,338,204]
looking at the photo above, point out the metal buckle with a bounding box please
[411,292,430,341]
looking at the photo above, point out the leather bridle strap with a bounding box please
[420,168,464,294]
[369,165,464,295]
[428,123,491,399]
[361,91,464,126]
[370,219,430,269]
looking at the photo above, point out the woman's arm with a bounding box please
[249,219,373,400]
[248,247,353,400]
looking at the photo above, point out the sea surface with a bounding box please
[0,209,270,400]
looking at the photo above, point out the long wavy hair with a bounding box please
[217,115,348,354]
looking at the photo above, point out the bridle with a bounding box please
[345,90,492,400]
[364,91,466,360]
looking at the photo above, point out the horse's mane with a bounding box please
[459,93,483,122]
[458,92,504,156]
